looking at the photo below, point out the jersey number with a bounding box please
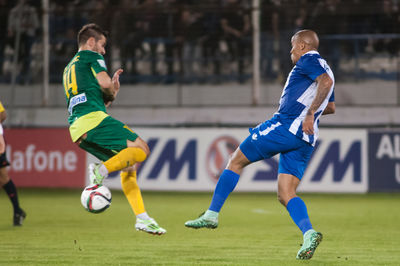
[63,64,78,98]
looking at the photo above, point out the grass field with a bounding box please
[1,189,400,265]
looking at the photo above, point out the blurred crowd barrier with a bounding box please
[0,0,399,107]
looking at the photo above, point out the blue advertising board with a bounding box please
[369,131,400,192]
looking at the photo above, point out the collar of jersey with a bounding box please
[303,50,320,56]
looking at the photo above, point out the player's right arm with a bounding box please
[96,69,123,103]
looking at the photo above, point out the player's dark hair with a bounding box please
[77,23,108,47]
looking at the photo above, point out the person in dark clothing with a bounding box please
[221,0,250,83]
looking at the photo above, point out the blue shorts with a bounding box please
[239,120,314,180]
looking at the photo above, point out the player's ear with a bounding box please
[87,37,96,47]
[300,41,306,50]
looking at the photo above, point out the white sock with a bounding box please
[205,209,219,219]
[99,164,109,177]
[304,229,316,237]
[137,212,151,220]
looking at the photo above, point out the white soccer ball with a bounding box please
[81,184,112,213]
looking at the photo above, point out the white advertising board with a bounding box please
[86,128,367,193]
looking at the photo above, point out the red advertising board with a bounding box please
[3,128,86,188]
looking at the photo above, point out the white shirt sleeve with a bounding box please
[0,124,3,135]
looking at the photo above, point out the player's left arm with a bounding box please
[302,72,333,135]
[96,69,123,105]
[322,101,335,115]
[322,87,335,115]
[0,110,6,123]
[0,125,4,154]
[0,101,6,123]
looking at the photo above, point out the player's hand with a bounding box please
[104,99,113,107]
[302,112,314,135]
[112,68,123,92]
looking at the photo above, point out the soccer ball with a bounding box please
[81,184,112,213]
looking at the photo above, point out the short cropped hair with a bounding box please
[77,23,108,47]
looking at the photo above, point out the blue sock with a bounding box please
[286,197,313,234]
[209,169,240,212]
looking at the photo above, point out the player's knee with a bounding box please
[277,192,286,206]
[277,188,293,206]
[226,160,243,174]
[141,142,150,156]
[132,147,147,163]
[226,151,248,174]
[128,138,150,157]
[0,168,10,186]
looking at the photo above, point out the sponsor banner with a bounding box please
[368,130,400,191]
[4,128,86,188]
[298,129,367,193]
[92,128,367,193]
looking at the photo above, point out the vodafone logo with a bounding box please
[3,128,87,187]
[206,136,240,183]
[6,144,78,172]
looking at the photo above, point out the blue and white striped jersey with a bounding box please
[273,51,335,146]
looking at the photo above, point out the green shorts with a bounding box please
[79,116,139,161]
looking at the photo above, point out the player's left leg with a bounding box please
[90,140,148,185]
[278,144,322,260]
[120,166,166,235]
[80,117,149,185]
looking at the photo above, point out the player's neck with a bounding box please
[78,44,94,53]
[302,49,318,56]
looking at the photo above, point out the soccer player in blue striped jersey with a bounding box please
[185,30,335,260]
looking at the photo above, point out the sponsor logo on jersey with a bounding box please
[97,59,107,69]
[68,93,87,114]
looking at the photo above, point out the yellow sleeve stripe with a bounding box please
[91,67,97,77]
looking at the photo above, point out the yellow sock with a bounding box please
[103,147,147,173]
[120,170,146,216]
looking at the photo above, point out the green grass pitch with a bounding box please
[1,189,400,265]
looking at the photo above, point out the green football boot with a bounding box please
[88,163,106,185]
[184,211,218,229]
[135,218,166,235]
[296,229,323,260]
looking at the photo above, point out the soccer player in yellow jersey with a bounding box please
[0,101,26,226]
[63,24,166,235]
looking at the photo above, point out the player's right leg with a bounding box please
[120,166,166,235]
[0,164,26,226]
[185,146,251,229]
[185,120,285,230]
